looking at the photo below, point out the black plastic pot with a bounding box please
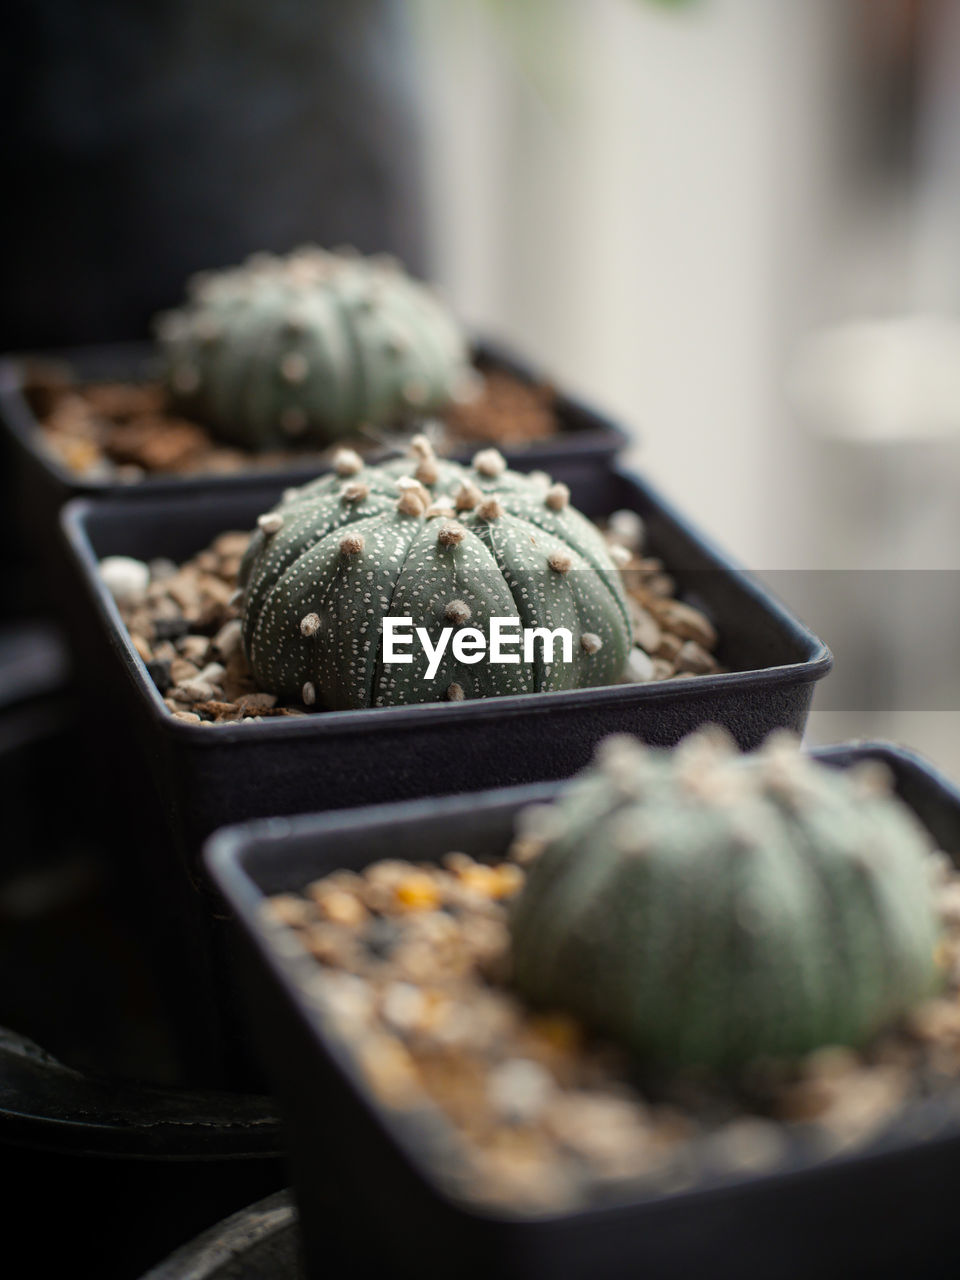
[206,743,960,1280]
[140,1191,301,1280]
[61,463,831,857]
[0,338,628,575]
[60,463,829,1083]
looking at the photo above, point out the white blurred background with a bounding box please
[412,0,960,772]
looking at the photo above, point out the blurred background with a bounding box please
[412,0,960,772]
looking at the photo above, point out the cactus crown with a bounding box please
[154,246,471,450]
[510,730,943,1073]
[238,441,632,709]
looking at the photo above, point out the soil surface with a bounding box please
[28,364,560,481]
[264,832,960,1213]
[102,512,722,724]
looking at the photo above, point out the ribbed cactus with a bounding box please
[510,731,942,1073]
[154,246,471,450]
[238,440,632,708]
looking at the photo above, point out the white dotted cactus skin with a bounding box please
[155,246,471,450]
[238,446,632,710]
[510,731,944,1074]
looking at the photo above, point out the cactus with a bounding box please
[510,730,942,1073]
[154,246,472,450]
[238,440,632,708]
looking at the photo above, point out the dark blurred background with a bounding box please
[2,0,426,349]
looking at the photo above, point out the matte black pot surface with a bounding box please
[206,743,960,1280]
[0,338,629,582]
[140,1191,302,1280]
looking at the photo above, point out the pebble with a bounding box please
[212,617,244,660]
[239,828,960,1213]
[487,1058,555,1124]
[100,555,150,608]
[607,509,645,550]
[623,647,656,683]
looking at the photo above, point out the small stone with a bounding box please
[197,661,226,685]
[381,982,427,1035]
[487,1058,555,1124]
[674,640,717,675]
[623,647,656,683]
[146,659,171,693]
[263,893,314,928]
[179,634,210,663]
[154,617,189,642]
[100,556,150,608]
[607,509,645,550]
[212,618,244,659]
[169,657,200,685]
[258,512,284,536]
[609,544,632,568]
[171,709,202,724]
[235,692,278,714]
[651,599,717,649]
[628,603,662,654]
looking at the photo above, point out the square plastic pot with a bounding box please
[206,743,960,1280]
[61,463,831,860]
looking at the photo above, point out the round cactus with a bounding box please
[238,440,632,709]
[154,246,472,450]
[510,730,943,1073]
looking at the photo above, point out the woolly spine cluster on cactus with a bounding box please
[154,246,472,450]
[237,441,632,709]
[509,730,943,1073]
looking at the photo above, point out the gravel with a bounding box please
[262,837,960,1214]
[104,509,723,724]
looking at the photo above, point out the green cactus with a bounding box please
[510,730,943,1073]
[154,246,472,450]
[238,439,632,708]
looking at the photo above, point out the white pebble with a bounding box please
[212,618,243,660]
[623,647,656,683]
[100,556,150,608]
[607,509,645,550]
[380,982,426,1034]
[486,1058,555,1124]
